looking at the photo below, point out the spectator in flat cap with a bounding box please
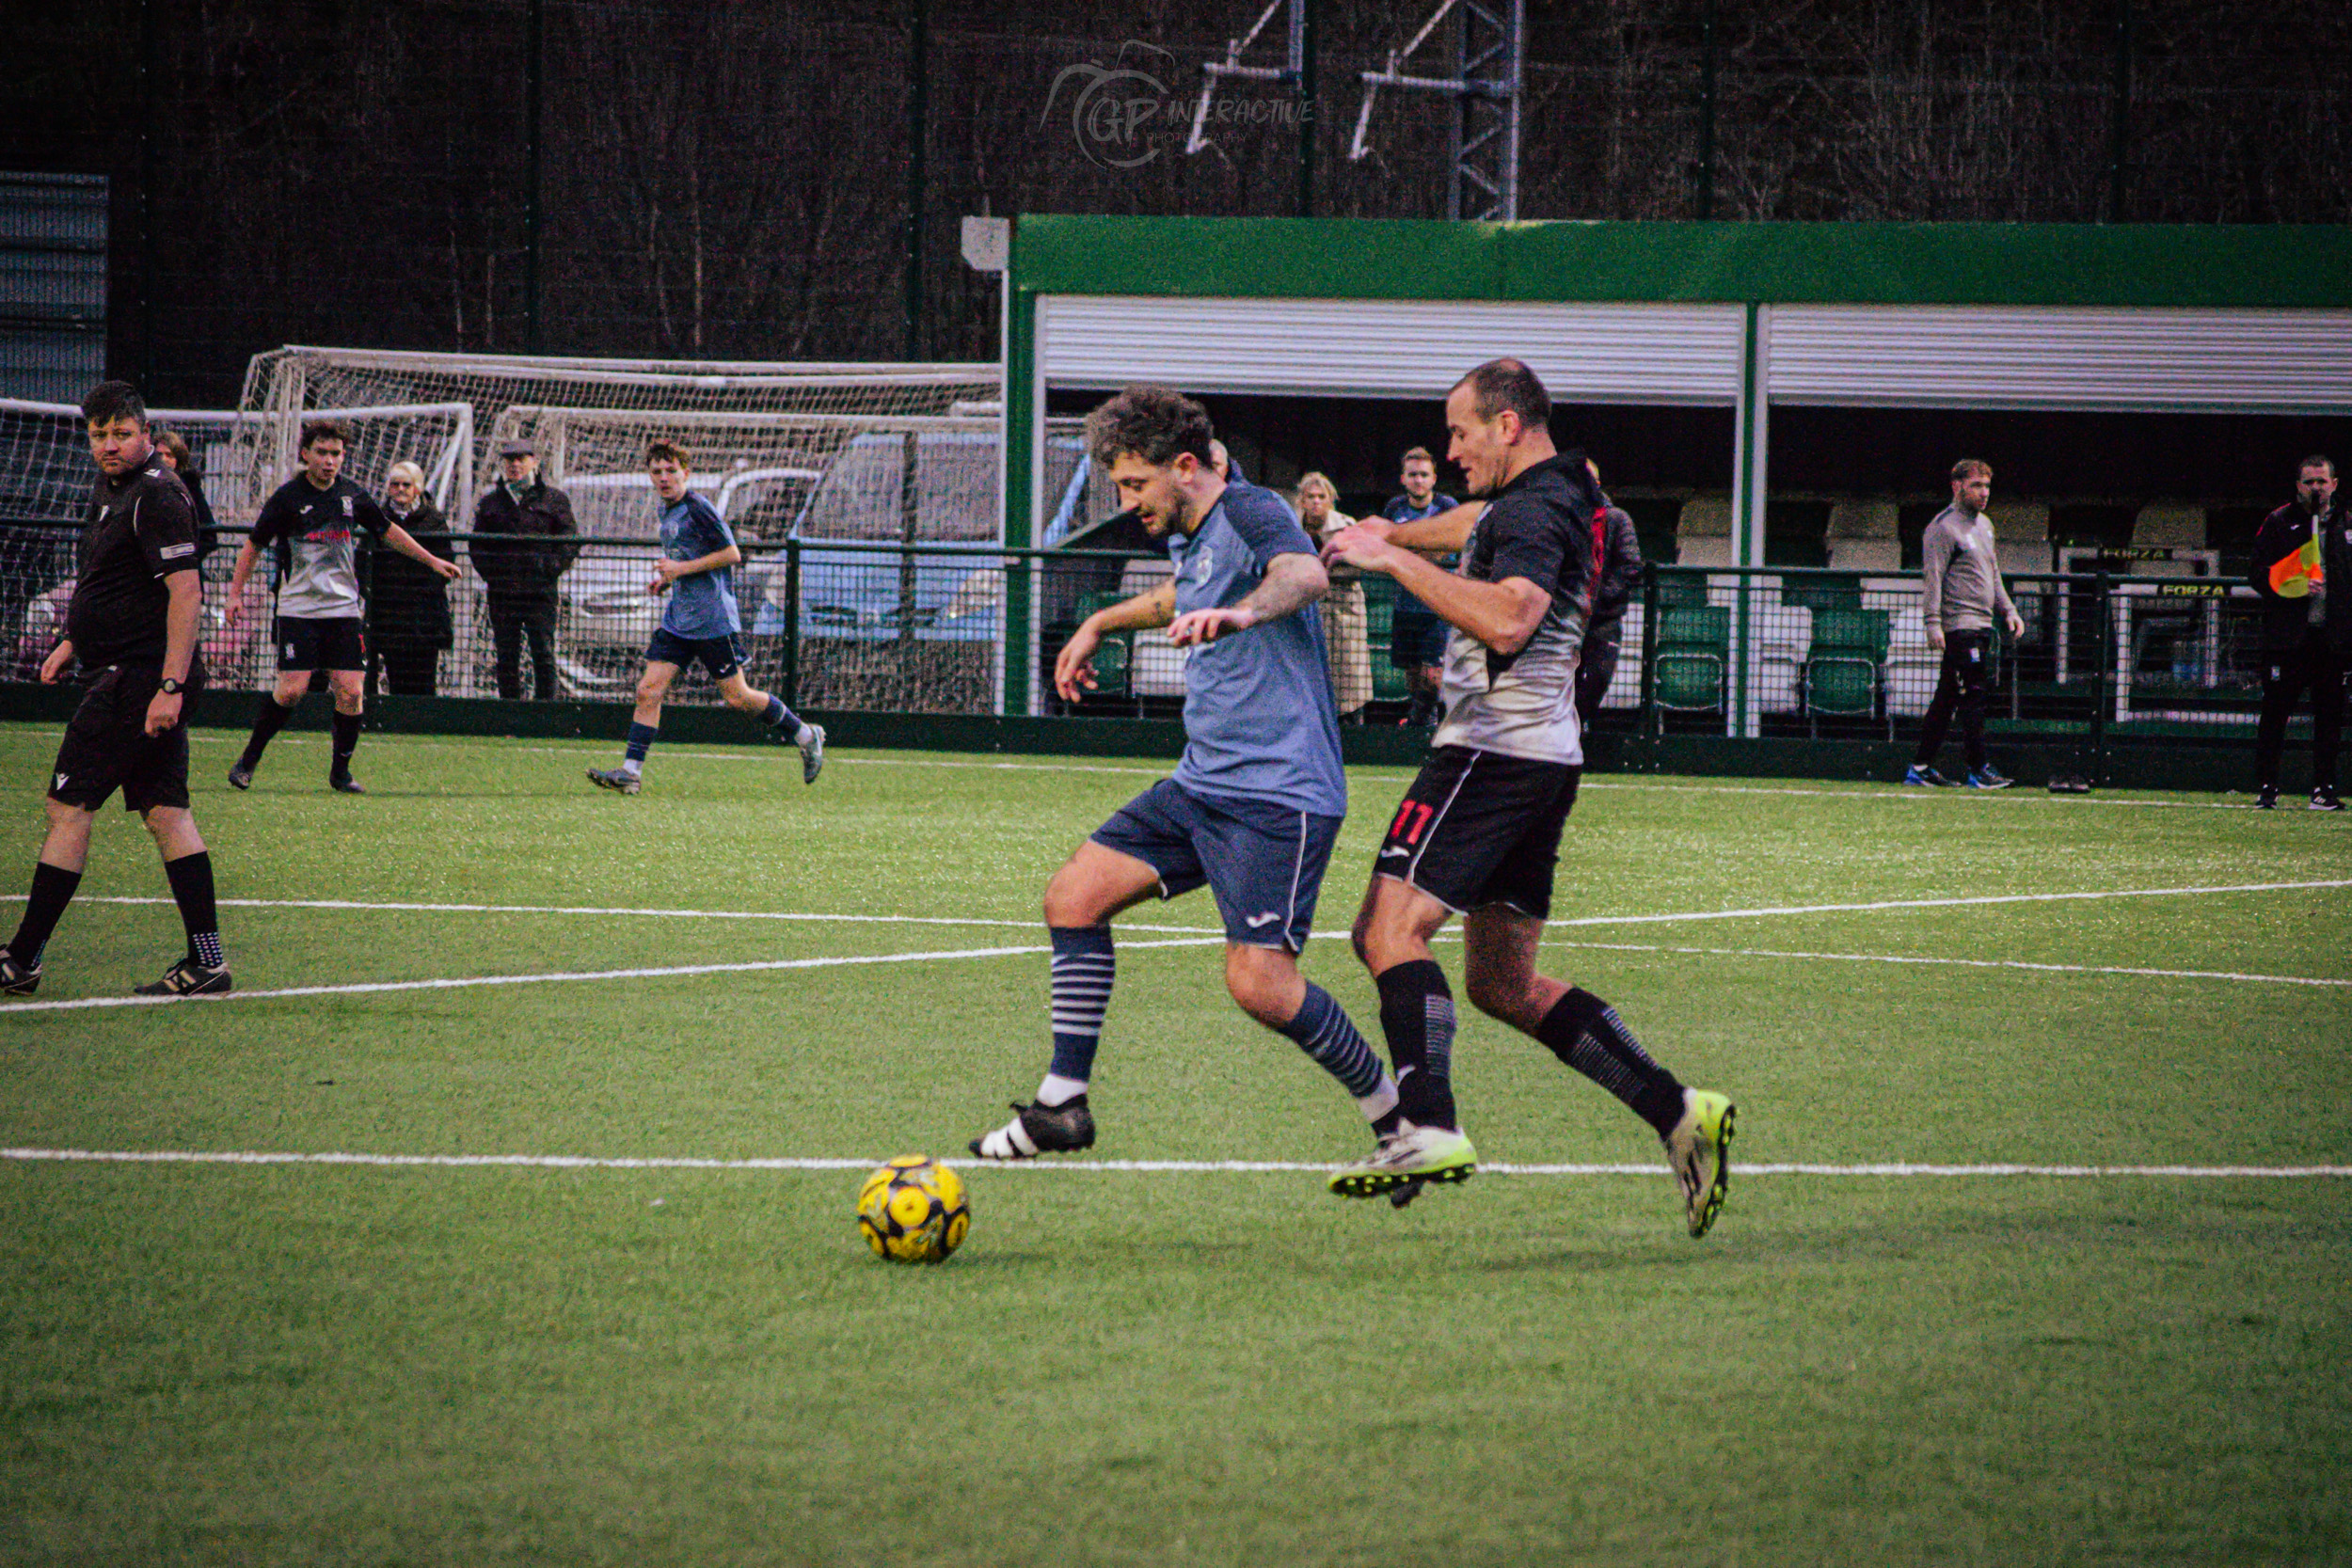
[469,442,579,701]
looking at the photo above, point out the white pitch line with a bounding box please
[2,1148,2344,1179]
[0,935,1228,1014]
[22,877,2349,939]
[1548,940,2352,990]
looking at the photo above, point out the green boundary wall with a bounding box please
[1,684,2337,797]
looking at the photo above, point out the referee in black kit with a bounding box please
[0,383,230,998]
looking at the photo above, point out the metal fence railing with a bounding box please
[0,526,2281,743]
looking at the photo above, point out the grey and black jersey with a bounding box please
[1432,452,1608,767]
[250,474,389,620]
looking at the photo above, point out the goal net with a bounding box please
[0,397,472,691]
[0,398,473,528]
[242,346,1000,521]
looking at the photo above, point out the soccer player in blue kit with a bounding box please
[970,386,1400,1160]
[586,441,822,794]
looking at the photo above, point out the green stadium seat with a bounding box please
[1654,573,1710,610]
[1782,576,1865,614]
[1653,605,1729,712]
[1803,606,1891,735]
[1073,590,1134,705]
[1359,577,1411,703]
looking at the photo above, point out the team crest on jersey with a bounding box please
[342,495,355,516]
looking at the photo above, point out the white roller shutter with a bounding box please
[1038,295,1747,404]
[1770,305,2352,412]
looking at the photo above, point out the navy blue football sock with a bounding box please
[1278,982,1388,1101]
[1044,926,1116,1085]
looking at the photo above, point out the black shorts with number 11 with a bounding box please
[1375,744,1581,920]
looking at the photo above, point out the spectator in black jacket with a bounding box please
[368,462,457,697]
[1577,473,1645,733]
[151,430,218,564]
[2250,455,2348,810]
[470,439,580,701]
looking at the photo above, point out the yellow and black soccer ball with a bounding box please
[856,1154,971,1264]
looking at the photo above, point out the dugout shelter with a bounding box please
[1000,215,2352,736]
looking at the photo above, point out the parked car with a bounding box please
[11,571,265,684]
[745,430,1004,645]
[543,467,824,689]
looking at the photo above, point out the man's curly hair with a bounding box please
[1084,384,1216,470]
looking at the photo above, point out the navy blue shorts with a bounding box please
[646,627,744,681]
[1090,779,1342,952]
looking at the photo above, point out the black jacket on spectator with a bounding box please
[1588,503,1645,641]
[368,497,454,651]
[469,478,580,606]
[2251,501,2351,654]
[182,467,221,563]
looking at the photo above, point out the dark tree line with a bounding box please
[3,0,2345,407]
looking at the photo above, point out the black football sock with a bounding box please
[1536,988,1685,1138]
[163,851,224,970]
[240,696,295,768]
[1375,958,1457,1130]
[329,710,362,779]
[8,861,82,967]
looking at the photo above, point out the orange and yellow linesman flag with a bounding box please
[2268,532,2325,597]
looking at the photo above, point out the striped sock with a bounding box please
[622,721,658,777]
[762,695,810,741]
[1044,926,1116,1085]
[1536,988,1685,1137]
[1278,983,1391,1117]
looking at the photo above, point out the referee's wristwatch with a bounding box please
[159,677,184,695]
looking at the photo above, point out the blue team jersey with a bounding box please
[660,491,740,639]
[1167,482,1347,817]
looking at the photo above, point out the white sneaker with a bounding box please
[1327,1120,1478,1198]
[798,723,825,784]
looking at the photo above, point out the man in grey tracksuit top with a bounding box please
[1905,458,2026,788]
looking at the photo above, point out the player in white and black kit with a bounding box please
[1322,360,1737,1236]
[0,383,230,998]
[223,420,460,794]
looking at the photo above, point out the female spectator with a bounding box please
[367,461,457,696]
[1295,471,1371,721]
[150,429,219,562]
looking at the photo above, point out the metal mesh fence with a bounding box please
[0,530,2296,744]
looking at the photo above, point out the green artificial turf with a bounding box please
[0,723,2346,1566]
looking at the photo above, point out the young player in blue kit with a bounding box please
[586,441,822,794]
[968,386,1400,1160]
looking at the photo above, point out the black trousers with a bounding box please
[1575,637,1620,734]
[369,642,440,698]
[488,603,558,702]
[1914,628,1994,772]
[2255,628,2345,790]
